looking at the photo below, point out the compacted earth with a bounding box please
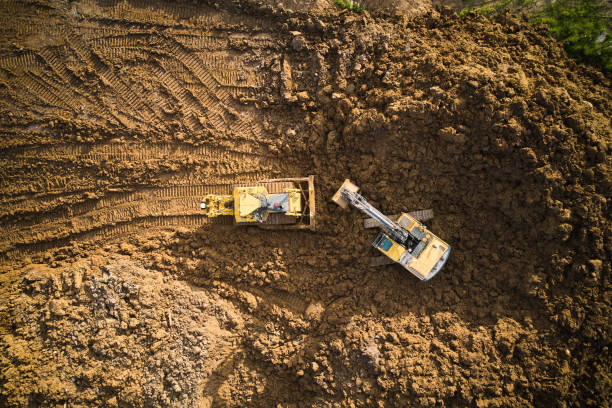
[0,0,610,407]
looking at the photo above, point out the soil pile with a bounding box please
[0,1,609,407]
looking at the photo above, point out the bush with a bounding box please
[534,0,611,71]
[460,0,611,71]
[334,0,364,12]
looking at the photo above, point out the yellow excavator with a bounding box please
[201,176,315,230]
[332,179,450,281]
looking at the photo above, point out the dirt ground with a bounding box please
[0,0,610,407]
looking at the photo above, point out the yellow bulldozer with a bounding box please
[332,179,450,281]
[201,176,315,230]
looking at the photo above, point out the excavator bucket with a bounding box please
[332,179,359,209]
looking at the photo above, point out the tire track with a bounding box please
[166,39,231,129]
[37,47,75,85]
[0,52,45,72]
[149,63,206,132]
[17,73,73,110]
[63,33,146,128]
[248,287,308,318]
[66,33,155,126]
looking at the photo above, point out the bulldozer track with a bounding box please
[0,181,266,219]
[174,35,229,51]
[76,0,220,27]
[0,167,275,198]
[148,64,208,132]
[17,73,72,110]
[66,34,155,125]
[37,48,75,84]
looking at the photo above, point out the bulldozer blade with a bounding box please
[363,209,434,229]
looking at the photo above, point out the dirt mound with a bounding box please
[1,256,241,407]
[0,1,610,407]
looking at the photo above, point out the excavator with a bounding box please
[332,179,450,281]
[201,176,315,230]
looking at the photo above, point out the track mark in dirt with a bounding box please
[0,52,45,72]
[251,287,309,318]
[67,33,156,126]
[0,182,278,255]
[16,73,73,111]
[1,214,230,261]
[3,142,274,162]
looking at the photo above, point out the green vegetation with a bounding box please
[334,0,364,12]
[460,0,612,71]
[534,0,611,71]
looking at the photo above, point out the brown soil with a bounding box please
[0,1,610,407]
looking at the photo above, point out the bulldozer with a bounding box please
[201,176,315,230]
[332,179,450,281]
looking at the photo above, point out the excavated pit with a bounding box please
[0,1,610,407]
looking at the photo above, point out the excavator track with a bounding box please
[363,209,434,229]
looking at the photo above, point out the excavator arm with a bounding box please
[332,179,415,248]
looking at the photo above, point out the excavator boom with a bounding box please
[339,188,409,244]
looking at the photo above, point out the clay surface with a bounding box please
[0,1,610,407]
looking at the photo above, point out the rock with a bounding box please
[438,126,466,144]
[326,130,338,153]
[520,147,538,166]
[291,33,306,51]
[48,299,68,316]
[296,91,310,101]
[311,361,319,372]
[430,86,444,96]
[331,92,344,100]
[587,259,602,274]
[305,302,324,322]
[280,59,293,100]
[242,291,258,310]
[22,264,54,293]
[557,223,573,241]
[119,242,135,255]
